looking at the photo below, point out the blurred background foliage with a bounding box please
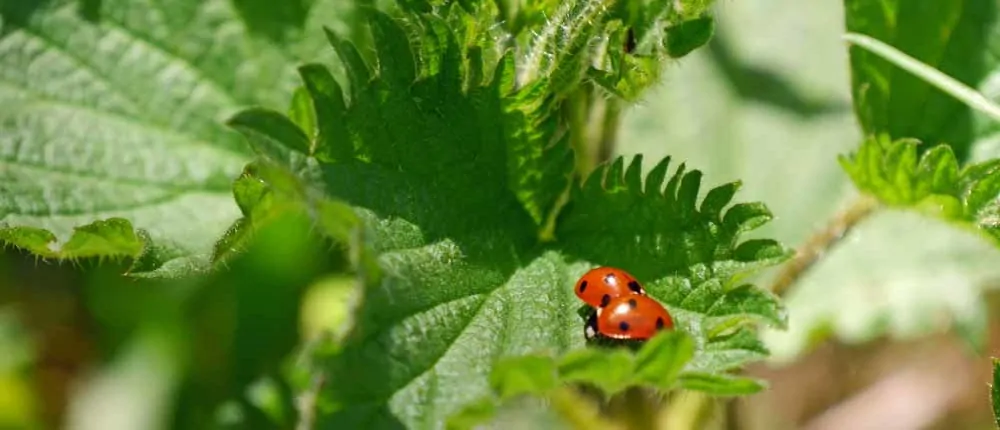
[3,0,1000,428]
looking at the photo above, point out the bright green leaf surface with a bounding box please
[0,0,350,274]
[224,8,787,428]
[841,136,1000,246]
[844,0,997,161]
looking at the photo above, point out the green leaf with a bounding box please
[677,372,764,396]
[0,218,142,260]
[664,16,715,59]
[840,135,1000,247]
[288,86,318,141]
[521,0,613,96]
[588,0,717,100]
[445,397,497,430]
[993,358,1000,429]
[228,108,312,161]
[557,155,792,285]
[490,355,558,400]
[0,0,353,275]
[844,0,997,160]
[220,8,787,427]
[631,330,694,388]
[557,348,634,394]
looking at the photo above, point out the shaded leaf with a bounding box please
[844,0,997,161]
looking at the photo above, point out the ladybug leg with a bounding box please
[584,311,599,341]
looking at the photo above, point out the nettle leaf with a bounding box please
[590,0,717,100]
[520,0,613,96]
[841,135,1000,247]
[0,0,352,275]
[226,8,787,429]
[845,0,996,161]
[557,155,791,286]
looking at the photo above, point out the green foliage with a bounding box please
[451,329,767,428]
[994,358,1000,429]
[840,135,1000,247]
[844,0,997,161]
[223,7,788,427]
[0,0,354,275]
[0,0,791,428]
[590,0,718,100]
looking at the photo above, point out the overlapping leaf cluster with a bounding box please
[222,4,788,427]
[450,0,720,101]
[0,0,352,276]
[0,0,788,427]
[840,135,1000,247]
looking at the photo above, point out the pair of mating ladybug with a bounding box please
[574,267,674,341]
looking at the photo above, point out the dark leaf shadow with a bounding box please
[706,28,851,118]
[230,0,313,44]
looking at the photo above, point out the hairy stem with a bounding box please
[659,391,717,430]
[550,387,622,430]
[567,87,595,176]
[595,97,622,165]
[844,33,1000,123]
[296,372,326,430]
[606,387,663,430]
[769,195,881,297]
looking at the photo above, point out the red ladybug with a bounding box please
[574,267,646,308]
[585,295,674,340]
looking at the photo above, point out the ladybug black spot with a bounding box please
[619,321,630,332]
[579,281,588,293]
[627,298,638,309]
[656,317,665,330]
[627,281,642,293]
[600,294,611,307]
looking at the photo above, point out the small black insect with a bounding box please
[624,27,637,54]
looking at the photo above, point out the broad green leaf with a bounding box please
[844,0,996,160]
[225,9,787,428]
[0,0,351,275]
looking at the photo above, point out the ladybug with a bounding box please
[585,295,673,341]
[574,267,646,309]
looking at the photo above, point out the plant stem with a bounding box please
[550,387,622,430]
[296,372,326,430]
[605,387,663,430]
[595,97,623,165]
[769,195,881,297]
[658,391,717,430]
[843,33,1000,123]
[568,87,595,176]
